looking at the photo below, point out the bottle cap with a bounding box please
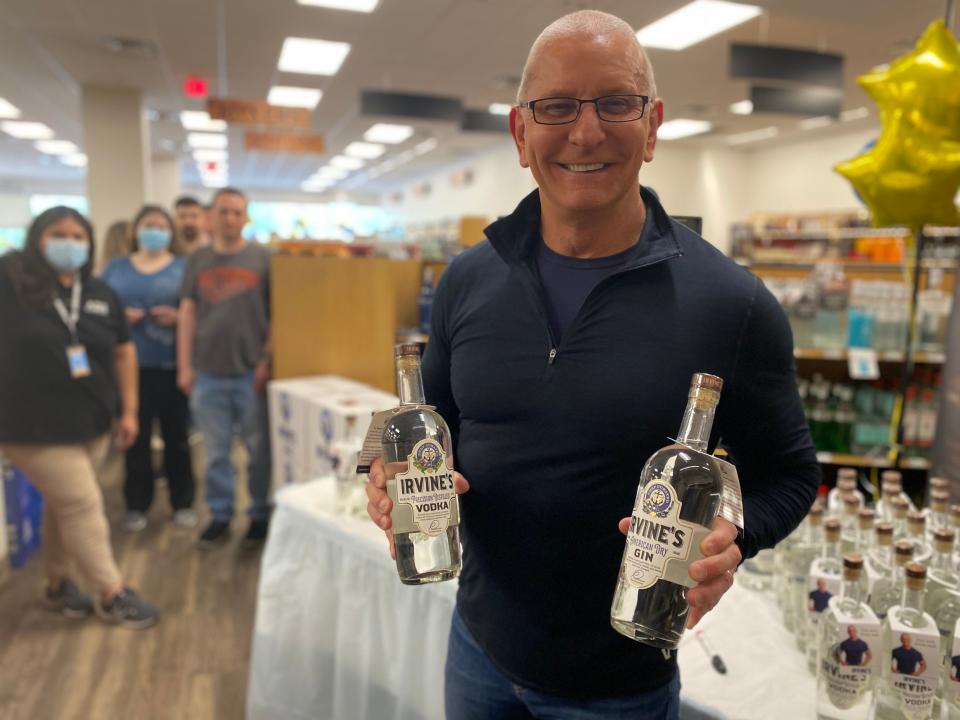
[837,468,858,482]
[691,373,723,392]
[892,496,909,519]
[838,477,857,492]
[843,495,860,513]
[930,476,950,492]
[394,343,421,358]
[857,508,875,530]
[809,504,824,525]
[882,482,901,498]
[931,489,950,511]
[876,522,894,545]
[824,518,842,541]
[905,562,927,591]
[907,511,926,532]
[842,553,864,581]
[882,470,903,486]
[893,539,914,563]
[934,528,955,553]
[689,373,723,410]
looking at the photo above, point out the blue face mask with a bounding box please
[44,237,89,272]
[138,227,172,252]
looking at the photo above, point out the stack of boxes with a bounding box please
[268,375,398,493]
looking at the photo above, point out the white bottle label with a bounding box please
[808,564,842,626]
[819,601,880,709]
[392,438,457,537]
[948,618,960,710]
[886,610,941,720]
[623,478,709,590]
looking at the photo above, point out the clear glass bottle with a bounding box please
[876,481,902,524]
[829,468,863,517]
[871,540,914,622]
[928,489,950,534]
[868,522,896,580]
[941,614,960,719]
[333,416,366,517]
[876,563,942,720]
[809,519,846,673]
[792,505,827,647]
[907,511,933,566]
[892,497,911,541]
[611,373,725,649]
[855,508,876,555]
[840,495,863,551]
[383,344,461,585]
[817,554,881,719]
[926,528,959,619]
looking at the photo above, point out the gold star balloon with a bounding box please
[835,19,960,228]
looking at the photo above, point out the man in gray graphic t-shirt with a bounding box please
[178,186,272,548]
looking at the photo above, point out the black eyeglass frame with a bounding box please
[517,95,651,125]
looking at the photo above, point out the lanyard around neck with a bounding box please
[52,275,82,343]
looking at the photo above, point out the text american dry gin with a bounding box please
[611,373,724,649]
[383,344,461,584]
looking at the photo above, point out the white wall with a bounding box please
[0,194,31,228]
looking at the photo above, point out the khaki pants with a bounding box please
[1,434,122,594]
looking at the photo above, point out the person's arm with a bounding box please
[917,657,927,676]
[254,327,272,394]
[114,341,139,450]
[863,648,872,666]
[177,298,197,395]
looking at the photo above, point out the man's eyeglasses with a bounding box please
[518,95,651,125]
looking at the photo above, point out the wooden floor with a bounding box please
[0,444,262,720]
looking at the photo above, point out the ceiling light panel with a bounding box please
[657,119,713,140]
[35,140,79,155]
[364,123,414,144]
[488,103,512,115]
[330,155,364,170]
[278,37,351,76]
[0,97,21,119]
[60,153,88,167]
[188,133,228,149]
[181,111,227,132]
[316,166,349,179]
[636,1,762,51]
[840,107,870,122]
[344,141,385,159]
[729,100,753,115]
[1,121,54,139]
[297,0,379,11]
[268,86,323,109]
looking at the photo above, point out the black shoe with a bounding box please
[94,587,159,630]
[42,578,94,619]
[197,520,231,549]
[243,518,269,545]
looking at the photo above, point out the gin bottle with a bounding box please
[876,563,942,720]
[871,540,915,621]
[383,344,461,585]
[611,373,725,650]
[816,554,880,719]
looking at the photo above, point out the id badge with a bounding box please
[67,344,91,378]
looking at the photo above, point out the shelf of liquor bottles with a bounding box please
[816,451,931,471]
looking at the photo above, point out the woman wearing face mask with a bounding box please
[102,205,195,533]
[0,206,159,628]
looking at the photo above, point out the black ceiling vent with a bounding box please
[730,44,844,88]
[461,110,509,133]
[96,36,159,60]
[361,91,463,122]
[750,86,844,118]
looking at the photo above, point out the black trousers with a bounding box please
[124,367,195,513]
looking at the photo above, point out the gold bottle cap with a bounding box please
[876,522,895,546]
[394,343,422,358]
[809,504,824,525]
[907,511,926,533]
[934,528,955,553]
[905,562,927,591]
[843,495,861,514]
[691,373,723,392]
[892,496,909,519]
[838,467,858,482]
[857,508,876,530]
[894,540,914,563]
[824,518,842,542]
[689,373,723,410]
[843,553,864,582]
[930,476,950,492]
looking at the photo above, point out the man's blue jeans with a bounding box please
[191,372,271,522]
[445,610,681,720]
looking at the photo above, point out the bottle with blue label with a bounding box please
[611,373,726,649]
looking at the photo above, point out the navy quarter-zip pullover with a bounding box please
[422,186,821,698]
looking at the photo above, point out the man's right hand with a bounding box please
[366,457,470,560]
[125,307,146,325]
[177,365,195,396]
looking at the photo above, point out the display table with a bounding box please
[247,481,815,719]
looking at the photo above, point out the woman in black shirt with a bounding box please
[0,206,159,629]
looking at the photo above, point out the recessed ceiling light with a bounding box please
[344,141,386,159]
[297,0,379,11]
[1,121,54,139]
[193,149,228,162]
[60,153,88,167]
[729,100,753,115]
[488,103,512,115]
[181,111,227,132]
[35,140,79,155]
[317,166,349,179]
[840,107,869,122]
[330,155,364,170]
[414,138,438,155]
[278,37,351,76]
[188,132,228,149]
[267,86,323,109]
[657,119,712,140]
[726,126,779,145]
[799,115,834,130]
[364,123,414,144]
[201,177,228,188]
[636,0,762,51]
[0,97,21,119]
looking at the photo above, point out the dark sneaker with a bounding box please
[198,520,231,549]
[243,518,270,546]
[94,588,159,629]
[42,578,94,619]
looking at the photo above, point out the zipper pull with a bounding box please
[548,348,558,365]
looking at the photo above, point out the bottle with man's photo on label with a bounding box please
[383,344,461,585]
[610,372,725,650]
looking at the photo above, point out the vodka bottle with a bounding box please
[791,506,828,645]
[383,344,461,585]
[876,563,942,720]
[855,508,876,554]
[940,615,960,719]
[871,540,915,622]
[907,511,933,565]
[611,373,725,649]
[840,495,862,551]
[926,528,959,619]
[892,497,911,541]
[816,554,881,719]
[929,489,950,534]
[829,468,863,517]
[809,519,846,673]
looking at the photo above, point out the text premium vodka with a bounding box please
[383,344,461,585]
[611,373,725,649]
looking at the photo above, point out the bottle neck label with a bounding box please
[818,600,880,710]
[623,476,710,590]
[885,609,940,719]
[390,438,459,536]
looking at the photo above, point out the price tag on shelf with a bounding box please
[847,347,880,380]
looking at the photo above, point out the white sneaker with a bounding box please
[172,509,198,528]
[121,511,148,533]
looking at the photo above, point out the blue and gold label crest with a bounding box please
[411,441,443,473]
[642,482,673,518]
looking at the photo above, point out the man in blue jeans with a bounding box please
[177,187,272,548]
[366,9,819,720]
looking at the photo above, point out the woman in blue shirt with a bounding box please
[102,205,195,532]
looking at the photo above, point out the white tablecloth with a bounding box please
[247,481,815,720]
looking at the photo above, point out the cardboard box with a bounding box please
[305,393,396,480]
[3,462,43,569]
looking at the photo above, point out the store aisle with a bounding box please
[0,444,262,720]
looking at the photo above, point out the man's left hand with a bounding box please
[617,516,740,630]
[254,358,271,395]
